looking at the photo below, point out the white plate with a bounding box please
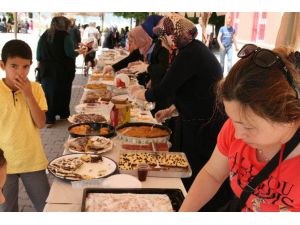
[102,174,142,188]
[65,136,113,154]
[111,95,128,103]
[75,103,105,114]
[48,154,117,181]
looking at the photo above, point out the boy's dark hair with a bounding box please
[0,149,6,167]
[1,39,32,64]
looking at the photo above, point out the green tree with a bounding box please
[5,12,13,21]
[113,12,150,26]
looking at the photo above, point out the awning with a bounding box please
[275,12,300,49]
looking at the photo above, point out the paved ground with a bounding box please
[18,70,88,212]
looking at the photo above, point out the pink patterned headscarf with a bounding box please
[128,25,153,61]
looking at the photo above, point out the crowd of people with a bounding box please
[0,15,33,34]
[0,13,300,212]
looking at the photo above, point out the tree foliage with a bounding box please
[113,12,149,25]
[5,12,13,20]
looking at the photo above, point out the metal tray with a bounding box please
[116,122,171,144]
[81,188,185,212]
[118,150,192,178]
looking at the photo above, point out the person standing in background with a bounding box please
[195,16,206,43]
[102,27,115,49]
[82,22,100,47]
[69,18,81,50]
[81,22,100,76]
[37,16,86,127]
[217,14,239,74]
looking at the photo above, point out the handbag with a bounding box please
[218,128,300,212]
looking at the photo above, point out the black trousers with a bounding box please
[40,65,75,123]
[41,75,57,123]
[55,71,75,118]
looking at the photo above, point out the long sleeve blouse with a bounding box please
[112,49,143,71]
[145,40,223,121]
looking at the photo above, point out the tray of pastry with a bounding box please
[116,122,171,144]
[68,113,107,124]
[80,90,112,103]
[118,151,192,178]
[65,136,113,154]
[81,188,184,212]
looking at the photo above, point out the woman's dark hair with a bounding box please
[0,149,6,168]
[1,39,32,64]
[47,16,70,43]
[217,47,300,123]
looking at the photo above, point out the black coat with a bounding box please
[145,40,232,210]
[102,31,114,49]
[37,30,76,122]
[69,25,81,49]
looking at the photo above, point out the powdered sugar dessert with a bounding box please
[85,193,173,212]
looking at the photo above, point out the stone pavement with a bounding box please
[18,70,88,212]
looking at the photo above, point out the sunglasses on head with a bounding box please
[237,44,300,99]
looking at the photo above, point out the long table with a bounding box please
[43,49,187,212]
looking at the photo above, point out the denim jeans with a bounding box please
[219,45,233,74]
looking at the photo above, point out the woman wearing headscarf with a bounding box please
[103,15,163,77]
[130,13,232,211]
[82,22,100,75]
[103,15,173,115]
[36,16,85,127]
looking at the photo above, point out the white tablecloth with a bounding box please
[44,129,187,212]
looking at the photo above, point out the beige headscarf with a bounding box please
[128,25,153,61]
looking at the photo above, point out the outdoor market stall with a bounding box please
[43,48,189,212]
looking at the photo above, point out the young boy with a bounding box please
[0,149,7,205]
[0,40,49,211]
